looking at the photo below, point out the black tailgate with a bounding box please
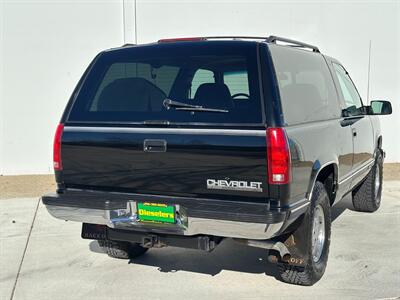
[61,126,269,203]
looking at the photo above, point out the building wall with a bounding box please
[0,0,399,175]
[0,0,124,174]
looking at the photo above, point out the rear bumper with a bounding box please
[42,189,308,240]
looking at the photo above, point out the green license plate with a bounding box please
[137,202,175,224]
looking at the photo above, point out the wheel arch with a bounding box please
[307,161,338,206]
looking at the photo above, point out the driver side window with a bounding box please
[333,63,363,115]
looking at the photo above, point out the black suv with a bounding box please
[42,36,392,285]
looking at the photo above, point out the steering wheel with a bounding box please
[231,93,250,99]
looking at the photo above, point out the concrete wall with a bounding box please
[1,0,124,174]
[0,0,399,175]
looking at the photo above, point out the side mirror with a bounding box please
[369,100,392,115]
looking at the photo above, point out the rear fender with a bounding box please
[268,160,338,266]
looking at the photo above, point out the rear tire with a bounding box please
[352,151,383,213]
[278,181,331,286]
[98,240,148,259]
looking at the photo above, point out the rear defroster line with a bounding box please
[9,198,41,300]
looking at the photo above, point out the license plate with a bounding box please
[137,202,175,224]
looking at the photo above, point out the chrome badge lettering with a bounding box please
[207,179,263,192]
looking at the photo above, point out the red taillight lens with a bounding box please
[53,124,64,171]
[267,127,291,184]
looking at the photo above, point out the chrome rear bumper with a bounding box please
[45,202,284,240]
[42,189,308,240]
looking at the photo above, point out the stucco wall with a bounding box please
[0,0,399,175]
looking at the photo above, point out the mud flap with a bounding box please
[268,214,311,267]
[81,223,107,240]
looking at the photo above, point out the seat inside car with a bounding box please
[193,83,234,109]
[97,78,165,111]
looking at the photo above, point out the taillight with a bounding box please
[53,124,64,171]
[267,127,291,184]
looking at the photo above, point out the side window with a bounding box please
[190,69,214,98]
[333,63,363,115]
[269,45,341,125]
[223,71,249,98]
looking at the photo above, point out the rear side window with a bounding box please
[269,45,341,125]
[68,43,263,124]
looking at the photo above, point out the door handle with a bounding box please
[352,128,357,137]
[143,139,167,152]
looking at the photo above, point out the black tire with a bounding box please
[98,240,148,259]
[352,151,383,213]
[279,182,331,286]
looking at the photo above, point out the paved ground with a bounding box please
[0,182,399,300]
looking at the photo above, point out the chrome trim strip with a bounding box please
[290,201,309,214]
[45,204,283,240]
[64,126,266,137]
[307,160,337,202]
[338,159,374,185]
[287,198,308,208]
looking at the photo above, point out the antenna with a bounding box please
[366,40,372,104]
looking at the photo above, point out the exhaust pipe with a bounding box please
[234,238,291,262]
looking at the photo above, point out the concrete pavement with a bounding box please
[1,181,399,300]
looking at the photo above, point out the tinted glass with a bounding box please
[269,45,341,125]
[190,69,215,98]
[68,43,263,124]
[333,63,363,115]
[223,71,250,97]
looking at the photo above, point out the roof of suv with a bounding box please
[110,35,320,54]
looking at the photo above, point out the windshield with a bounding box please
[67,42,263,124]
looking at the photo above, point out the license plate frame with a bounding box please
[136,202,176,224]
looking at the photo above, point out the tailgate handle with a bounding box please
[143,139,167,152]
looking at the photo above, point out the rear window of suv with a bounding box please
[67,43,263,124]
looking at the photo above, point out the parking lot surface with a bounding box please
[1,181,399,300]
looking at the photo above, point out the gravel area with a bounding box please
[0,175,56,199]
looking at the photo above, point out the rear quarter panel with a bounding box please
[286,119,353,203]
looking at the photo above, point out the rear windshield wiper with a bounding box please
[163,98,229,113]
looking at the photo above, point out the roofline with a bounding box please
[156,35,320,53]
[112,35,320,53]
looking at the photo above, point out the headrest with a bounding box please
[193,83,233,109]
[97,77,165,111]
